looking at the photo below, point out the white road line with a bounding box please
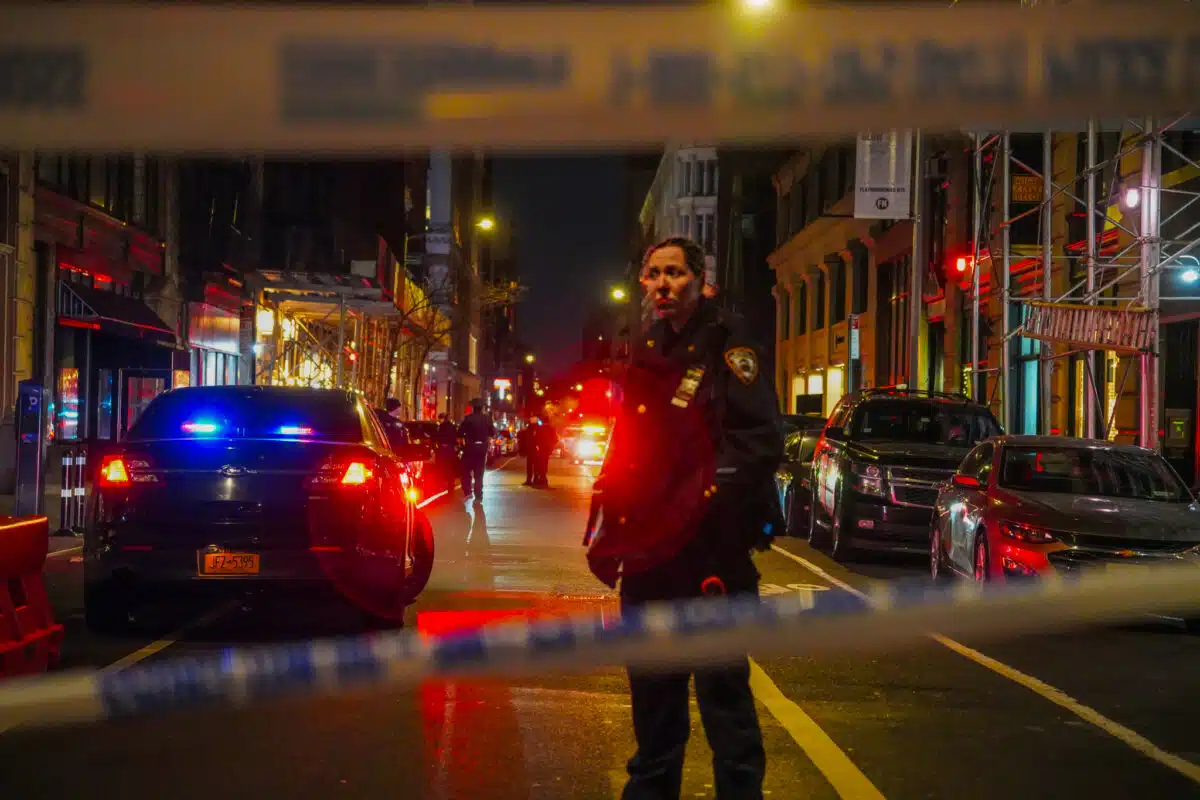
[749,659,887,799]
[102,600,237,674]
[47,546,81,559]
[768,543,1200,785]
[417,490,449,509]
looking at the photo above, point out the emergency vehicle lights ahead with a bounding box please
[277,425,314,436]
[181,421,220,435]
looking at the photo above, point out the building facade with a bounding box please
[770,123,1200,480]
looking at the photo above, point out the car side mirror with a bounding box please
[824,426,844,441]
[395,442,433,463]
[952,474,981,489]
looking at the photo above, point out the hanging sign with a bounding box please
[854,131,913,220]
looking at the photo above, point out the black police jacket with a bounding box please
[588,299,784,596]
[459,413,495,454]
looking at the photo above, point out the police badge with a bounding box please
[724,347,758,386]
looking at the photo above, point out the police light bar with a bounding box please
[181,422,219,434]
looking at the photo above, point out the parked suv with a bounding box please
[809,388,1002,561]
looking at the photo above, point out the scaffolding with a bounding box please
[959,115,1200,449]
[251,271,405,408]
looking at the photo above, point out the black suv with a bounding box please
[808,389,1003,561]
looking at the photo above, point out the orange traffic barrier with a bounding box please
[0,516,63,679]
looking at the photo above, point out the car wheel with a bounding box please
[830,489,855,563]
[972,531,991,584]
[782,487,795,535]
[930,526,951,584]
[401,510,435,604]
[807,491,830,549]
[84,579,136,634]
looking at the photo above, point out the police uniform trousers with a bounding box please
[618,540,765,800]
[461,444,487,499]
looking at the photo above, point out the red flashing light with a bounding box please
[955,256,973,274]
[99,456,130,486]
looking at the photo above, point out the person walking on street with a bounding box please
[533,416,558,487]
[519,418,537,486]
[585,236,784,800]
[434,413,460,494]
[458,400,495,503]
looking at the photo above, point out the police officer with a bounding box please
[434,413,460,494]
[587,236,783,800]
[458,399,495,503]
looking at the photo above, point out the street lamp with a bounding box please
[574,383,583,392]
[524,353,535,364]
[610,287,628,302]
[476,216,495,232]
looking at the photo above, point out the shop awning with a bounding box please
[58,282,176,346]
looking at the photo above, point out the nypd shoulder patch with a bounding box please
[724,347,758,386]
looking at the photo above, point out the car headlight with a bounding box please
[849,462,884,497]
[999,521,1057,544]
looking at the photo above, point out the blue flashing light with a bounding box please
[181,421,219,435]
[277,425,314,437]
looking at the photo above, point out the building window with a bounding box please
[700,212,715,254]
[796,282,807,334]
[814,271,826,329]
[852,250,869,314]
[705,160,717,196]
[830,257,846,324]
[680,159,691,196]
[780,288,790,338]
[692,161,703,197]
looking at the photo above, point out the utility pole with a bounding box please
[906,131,925,388]
[1084,120,1098,438]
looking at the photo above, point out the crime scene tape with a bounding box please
[0,562,1196,730]
[0,4,1196,151]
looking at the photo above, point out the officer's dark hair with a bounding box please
[641,236,706,277]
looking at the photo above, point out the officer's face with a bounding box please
[640,246,701,327]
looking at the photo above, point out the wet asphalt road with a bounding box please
[1,458,1198,799]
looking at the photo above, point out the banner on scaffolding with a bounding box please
[854,131,913,221]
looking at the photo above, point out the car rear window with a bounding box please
[128,389,366,442]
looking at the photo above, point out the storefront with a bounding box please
[187,299,243,386]
[53,279,178,443]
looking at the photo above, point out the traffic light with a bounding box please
[954,255,974,275]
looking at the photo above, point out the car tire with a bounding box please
[807,490,830,549]
[84,579,136,634]
[930,526,951,584]
[401,510,435,604]
[830,489,855,563]
[972,530,991,584]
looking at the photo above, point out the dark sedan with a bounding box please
[84,386,434,632]
[775,429,820,536]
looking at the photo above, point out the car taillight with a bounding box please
[99,456,130,486]
[341,462,373,485]
[406,487,421,504]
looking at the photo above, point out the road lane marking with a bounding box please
[102,600,238,673]
[768,543,1200,785]
[748,659,887,800]
[931,634,1200,783]
[47,546,81,559]
[417,490,448,509]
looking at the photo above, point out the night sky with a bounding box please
[493,155,628,376]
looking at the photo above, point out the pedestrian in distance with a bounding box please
[519,417,537,486]
[434,412,460,494]
[585,236,784,800]
[458,399,495,503]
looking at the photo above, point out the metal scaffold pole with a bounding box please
[971,133,983,404]
[1084,119,1099,439]
[1139,117,1162,449]
[907,131,925,387]
[1041,130,1054,434]
[336,293,346,388]
[1000,132,1013,432]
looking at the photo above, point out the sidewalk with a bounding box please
[0,486,84,555]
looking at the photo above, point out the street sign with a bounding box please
[1011,175,1042,203]
[849,313,861,360]
[854,131,913,220]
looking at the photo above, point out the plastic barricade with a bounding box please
[0,516,63,678]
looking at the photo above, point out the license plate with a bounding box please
[201,552,260,575]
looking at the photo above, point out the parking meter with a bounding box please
[14,381,45,516]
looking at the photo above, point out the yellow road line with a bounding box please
[102,600,237,674]
[749,658,887,799]
[768,543,1200,786]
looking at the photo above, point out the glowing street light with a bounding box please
[574,383,584,392]
[524,353,535,364]
[1123,187,1141,209]
[610,287,628,302]
[476,216,496,231]
[742,0,773,9]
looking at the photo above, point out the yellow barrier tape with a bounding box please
[0,5,1196,151]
